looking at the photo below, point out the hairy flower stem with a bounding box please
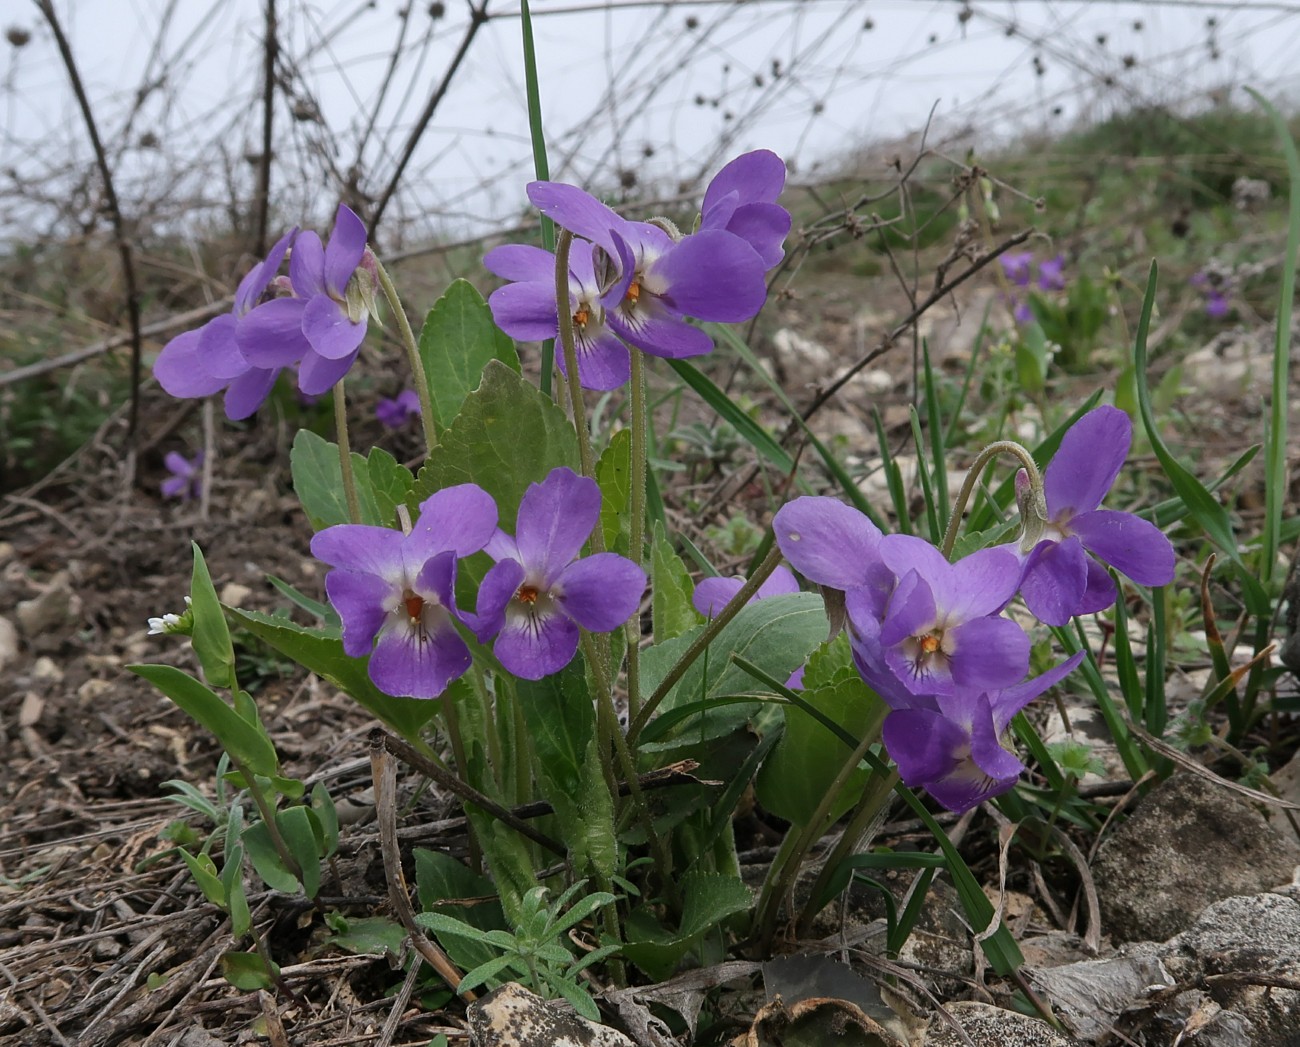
[580,633,680,910]
[554,230,597,481]
[375,258,438,455]
[941,439,1044,560]
[752,729,881,951]
[628,543,785,744]
[625,349,648,723]
[795,764,899,938]
[332,380,361,525]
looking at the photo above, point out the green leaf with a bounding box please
[623,872,751,980]
[323,914,406,957]
[455,954,520,996]
[414,849,506,973]
[241,819,300,893]
[189,543,236,689]
[1014,322,1048,394]
[651,522,696,643]
[180,849,225,907]
[220,950,278,991]
[129,665,277,777]
[596,428,632,555]
[311,782,340,858]
[291,429,383,530]
[278,806,322,898]
[418,279,521,429]
[221,843,251,938]
[755,672,888,826]
[266,575,338,626]
[410,359,578,526]
[228,608,437,742]
[365,446,415,530]
[640,593,828,748]
[518,661,593,796]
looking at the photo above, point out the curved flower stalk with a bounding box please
[471,467,646,680]
[1005,405,1176,625]
[310,484,498,698]
[154,227,311,419]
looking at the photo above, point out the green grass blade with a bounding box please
[872,407,912,534]
[666,358,796,473]
[908,406,941,545]
[922,342,950,530]
[517,0,555,396]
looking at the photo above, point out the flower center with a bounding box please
[574,305,590,328]
[515,584,540,605]
[919,633,942,655]
[625,279,641,304]
[403,590,425,622]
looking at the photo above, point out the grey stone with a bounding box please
[924,1001,1087,1046]
[468,983,633,1047]
[1028,945,1173,1041]
[1091,774,1298,943]
[0,615,18,672]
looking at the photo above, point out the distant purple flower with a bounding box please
[376,389,421,429]
[310,485,497,698]
[1204,290,1229,318]
[472,467,645,680]
[484,240,630,390]
[882,653,1084,813]
[1007,405,1175,626]
[699,149,791,269]
[1036,254,1067,291]
[161,451,203,500]
[1191,269,1231,319]
[154,228,310,419]
[1012,298,1034,325]
[288,204,375,396]
[527,181,768,360]
[692,564,799,617]
[1000,251,1033,288]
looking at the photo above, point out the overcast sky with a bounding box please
[4,1,1300,243]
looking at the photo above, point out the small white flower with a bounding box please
[147,597,194,636]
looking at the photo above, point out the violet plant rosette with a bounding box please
[154,227,312,419]
[1005,405,1176,626]
[470,467,646,680]
[310,484,498,698]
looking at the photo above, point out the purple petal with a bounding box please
[160,475,190,499]
[957,694,1026,782]
[414,550,460,615]
[493,602,580,680]
[163,451,194,477]
[222,366,278,420]
[1018,537,1090,627]
[879,568,937,649]
[289,230,326,298]
[721,202,791,269]
[324,204,367,296]
[564,330,630,391]
[488,282,559,341]
[312,524,406,578]
[607,306,713,359]
[1076,557,1119,616]
[234,227,296,314]
[485,528,519,562]
[515,467,599,582]
[554,553,645,631]
[942,545,1021,621]
[947,615,1030,691]
[197,313,251,381]
[990,652,1086,734]
[773,497,884,590]
[883,708,965,785]
[694,577,745,617]
[237,298,311,367]
[1045,406,1131,518]
[484,243,556,282]
[370,612,471,698]
[526,181,624,255]
[1070,509,1175,587]
[408,483,499,563]
[702,150,786,211]
[154,329,225,398]
[303,295,367,360]
[471,558,527,642]
[325,569,396,656]
[298,349,358,397]
[653,230,767,322]
[879,534,949,587]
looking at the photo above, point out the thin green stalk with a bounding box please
[441,689,483,873]
[332,380,361,525]
[941,438,1043,559]
[628,543,784,743]
[555,230,597,480]
[375,258,437,455]
[518,0,556,396]
[626,348,648,723]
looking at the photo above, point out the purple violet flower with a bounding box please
[999,251,1033,288]
[484,240,630,390]
[310,484,498,698]
[154,228,311,419]
[1007,405,1176,626]
[1204,290,1229,318]
[287,204,376,396]
[699,149,791,269]
[691,564,799,617]
[161,451,203,500]
[881,653,1084,813]
[1012,298,1034,325]
[526,181,769,360]
[376,389,422,429]
[1036,254,1067,291]
[472,467,646,680]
